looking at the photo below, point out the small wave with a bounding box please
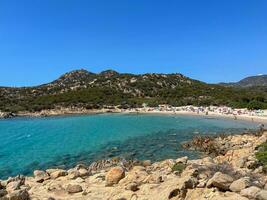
[15,134,32,140]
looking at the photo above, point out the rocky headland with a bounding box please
[1,131,267,200]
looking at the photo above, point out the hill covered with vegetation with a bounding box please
[1,69,267,113]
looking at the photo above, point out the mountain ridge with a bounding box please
[0,69,193,88]
[2,69,266,89]
[220,74,267,87]
[0,69,267,112]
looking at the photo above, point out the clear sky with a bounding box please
[0,0,266,86]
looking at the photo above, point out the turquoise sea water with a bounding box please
[0,113,259,179]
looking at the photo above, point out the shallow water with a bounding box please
[0,113,259,179]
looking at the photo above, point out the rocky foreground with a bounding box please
[1,132,267,200]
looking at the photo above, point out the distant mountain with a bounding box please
[221,74,267,87]
[236,75,267,87]
[0,69,267,112]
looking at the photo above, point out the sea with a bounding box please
[0,113,260,179]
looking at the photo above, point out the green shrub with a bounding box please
[247,100,265,110]
[255,142,267,172]
[172,163,186,173]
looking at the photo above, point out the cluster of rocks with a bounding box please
[0,112,16,119]
[1,131,267,199]
[181,131,260,156]
[0,175,30,200]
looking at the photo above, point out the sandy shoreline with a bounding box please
[1,108,266,125]
[134,110,267,124]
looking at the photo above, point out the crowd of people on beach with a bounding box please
[123,105,267,118]
[174,105,267,116]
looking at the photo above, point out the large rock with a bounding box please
[67,169,80,179]
[215,147,254,168]
[0,181,7,188]
[49,169,68,179]
[6,181,22,193]
[33,170,50,183]
[185,188,249,200]
[66,184,83,194]
[229,177,250,192]
[207,172,234,190]
[119,166,148,186]
[75,177,85,183]
[6,176,25,187]
[67,168,89,179]
[46,169,58,174]
[78,168,89,177]
[144,173,163,184]
[105,166,125,186]
[8,190,30,200]
[240,186,261,199]
[256,190,267,200]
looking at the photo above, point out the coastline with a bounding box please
[1,131,267,199]
[1,106,267,199]
[2,107,266,124]
[136,110,267,124]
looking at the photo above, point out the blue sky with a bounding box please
[0,0,266,86]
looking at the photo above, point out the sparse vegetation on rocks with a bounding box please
[171,163,186,173]
[256,142,267,173]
